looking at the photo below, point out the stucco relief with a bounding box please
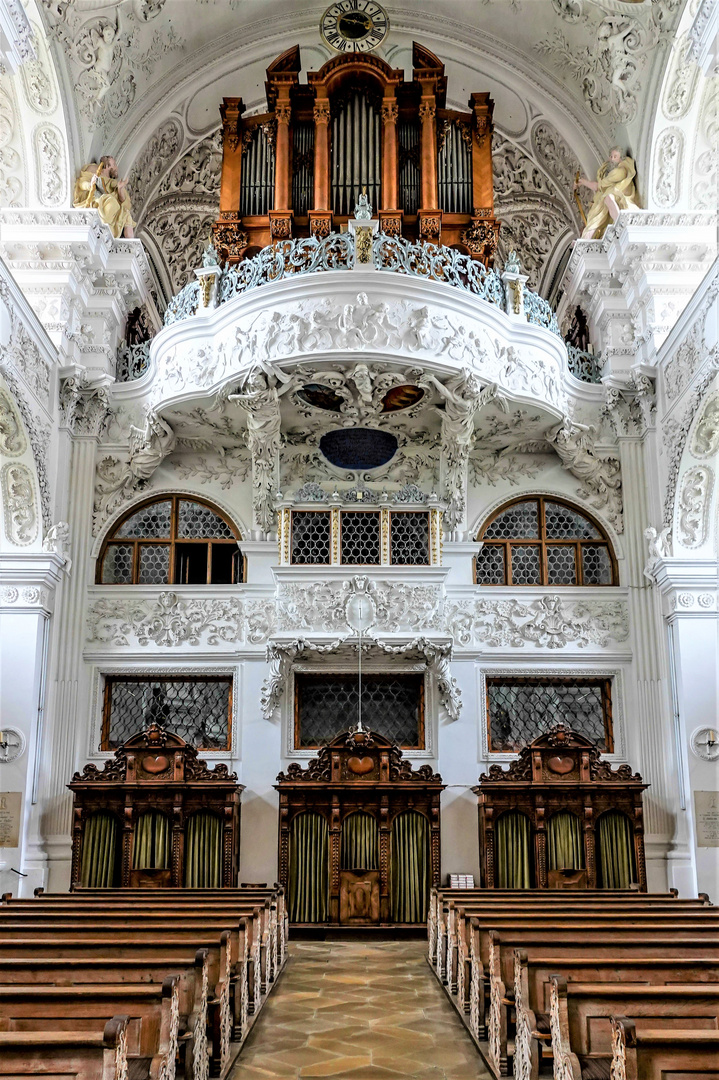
[1,461,38,545]
[653,129,682,208]
[690,390,719,458]
[19,24,57,114]
[276,579,445,636]
[33,123,66,206]
[661,33,700,121]
[677,464,714,548]
[445,594,629,650]
[0,388,28,456]
[86,590,274,648]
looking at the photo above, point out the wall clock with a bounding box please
[320,2,389,53]
[0,727,26,765]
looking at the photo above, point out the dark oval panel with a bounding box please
[296,383,345,412]
[381,384,425,413]
[320,428,398,470]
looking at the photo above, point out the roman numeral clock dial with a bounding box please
[320,1,390,53]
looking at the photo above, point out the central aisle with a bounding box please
[231,939,490,1079]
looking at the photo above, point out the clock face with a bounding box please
[320,1,389,53]
[0,727,25,764]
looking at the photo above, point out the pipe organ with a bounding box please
[214,42,499,261]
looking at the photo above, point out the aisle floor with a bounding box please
[230,939,490,1079]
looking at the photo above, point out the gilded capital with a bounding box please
[313,100,331,124]
[381,101,398,124]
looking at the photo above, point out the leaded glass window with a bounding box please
[291,511,331,565]
[487,676,613,753]
[98,496,243,585]
[476,497,615,586]
[102,675,232,750]
[341,512,381,565]
[294,673,424,748]
[390,511,430,565]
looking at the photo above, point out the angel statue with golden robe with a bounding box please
[73,156,136,238]
[575,147,640,240]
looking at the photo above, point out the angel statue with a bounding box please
[73,156,136,238]
[575,146,640,240]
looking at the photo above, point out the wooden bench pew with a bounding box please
[489,942,719,1078]
[545,974,719,1080]
[2,893,284,988]
[610,1016,719,1080]
[0,905,271,1007]
[471,927,719,1064]
[0,927,245,1067]
[430,892,713,982]
[0,1015,132,1080]
[435,896,717,989]
[451,910,719,1028]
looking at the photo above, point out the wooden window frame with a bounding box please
[486,675,614,754]
[475,496,617,586]
[97,495,243,585]
[294,671,425,750]
[101,673,233,752]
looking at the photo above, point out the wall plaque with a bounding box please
[0,791,22,848]
[694,790,719,847]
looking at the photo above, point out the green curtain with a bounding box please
[133,811,170,870]
[81,812,118,888]
[597,810,636,889]
[341,811,378,870]
[495,811,531,888]
[548,811,584,871]
[184,811,222,888]
[391,810,429,923]
[289,812,329,923]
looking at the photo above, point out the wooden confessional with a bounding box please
[474,725,648,891]
[214,42,498,258]
[68,723,243,889]
[275,729,444,925]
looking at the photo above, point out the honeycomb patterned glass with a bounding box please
[390,512,429,565]
[582,544,613,585]
[341,512,381,564]
[101,544,134,584]
[296,673,423,747]
[510,545,541,584]
[488,679,610,752]
[544,501,601,540]
[475,544,506,585]
[115,500,171,539]
[177,500,234,539]
[138,544,170,584]
[546,544,577,585]
[291,511,331,564]
[483,500,538,540]
[103,676,231,750]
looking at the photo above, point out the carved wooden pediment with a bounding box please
[276,729,443,787]
[70,722,238,786]
[477,724,646,787]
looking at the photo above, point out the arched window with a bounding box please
[475,496,616,586]
[98,495,244,585]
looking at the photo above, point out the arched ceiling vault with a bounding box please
[12,0,694,303]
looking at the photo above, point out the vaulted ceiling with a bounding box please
[4,0,698,306]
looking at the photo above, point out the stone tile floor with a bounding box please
[230,939,491,1078]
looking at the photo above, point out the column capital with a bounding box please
[652,558,718,619]
[313,100,331,124]
[0,552,66,615]
[58,374,111,438]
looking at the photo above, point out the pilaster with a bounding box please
[33,386,110,890]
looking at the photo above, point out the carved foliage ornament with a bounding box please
[86,591,273,648]
[677,465,714,548]
[0,388,28,456]
[1,461,38,546]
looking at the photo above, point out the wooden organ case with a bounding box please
[214,42,498,259]
[69,723,243,889]
[474,725,648,891]
[275,730,444,926]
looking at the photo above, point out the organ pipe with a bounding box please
[437,122,472,215]
[240,127,275,217]
[331,90,381,216]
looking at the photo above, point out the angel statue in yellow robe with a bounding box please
[73,156,136,238]
[575,147,640,240]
